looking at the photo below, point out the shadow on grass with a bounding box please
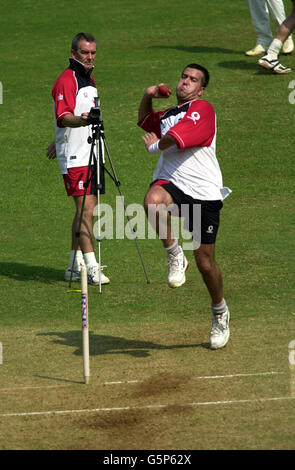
[0,262,64,283]
[217,60,273,73]
[37,330,210,359]
[148,46,272,73]
[148,45,243,55]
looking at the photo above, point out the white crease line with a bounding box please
[195,371,283,380]
[0,385,73,392]
[104,380,139,385]
[1,396,294,418]
[104,371,282,385]
[0,371,283,392]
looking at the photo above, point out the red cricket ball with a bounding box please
[158,84,172,97]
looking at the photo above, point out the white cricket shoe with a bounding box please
[87,265,110,285]
[258,55,291,74]
[282,37,294,55]
[167,248,188,288]
[210,308,230,350]
[64,268,81,282]
[245,44,266,56]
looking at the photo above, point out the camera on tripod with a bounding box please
[87,97,101,125]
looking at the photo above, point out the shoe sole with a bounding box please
[259,60,291,74]
[210,329,230,350]
[245,51,265,56]
[88,277,110,286]
[273,68,291,74]
[167,258,189,288]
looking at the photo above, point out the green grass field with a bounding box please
[0,0,295,451]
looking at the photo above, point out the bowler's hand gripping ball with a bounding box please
[158,84,172,97]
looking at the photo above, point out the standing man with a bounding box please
[259,0,295,72]
[246,0,293,56]
[138,64,231,349]
[50,32,110,285]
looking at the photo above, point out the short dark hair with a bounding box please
[72,32,96,51]
[183,63,210,88]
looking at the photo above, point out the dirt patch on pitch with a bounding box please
[131,372,190,398]
[83,409,144,430]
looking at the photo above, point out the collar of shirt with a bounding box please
[68,57,94,78]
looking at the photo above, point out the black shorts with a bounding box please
[151,180,223,245]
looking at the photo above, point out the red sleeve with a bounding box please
[167,100,216,149]
[137,110,162,139]
[52,70,77,128]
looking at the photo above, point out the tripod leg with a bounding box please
[95,137,103,294]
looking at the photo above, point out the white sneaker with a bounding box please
[210,308,230,350]
[65,268,81,282]
[258,55,291,74]
[87,265,110,285]
[167,248,188,288]
[282,37,294,55]
[245,44,266,56]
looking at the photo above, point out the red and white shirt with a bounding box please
[138,99,230,201]
[52,58,98,174]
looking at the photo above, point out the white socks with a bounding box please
[267,38,283,58]
[68,250,99,271]
[83,252,98,269]
[68,250,85,271]
[211,298,227,316]
[165,239,182,257]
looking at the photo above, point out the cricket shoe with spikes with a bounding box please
[258,55,291,74]
[167,248,189,288]
[210,308,230,350]
[87,265,110,285]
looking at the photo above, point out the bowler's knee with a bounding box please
[194,250,215,275]
[144,188,167,213]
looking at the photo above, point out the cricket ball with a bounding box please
[158,84,172,97]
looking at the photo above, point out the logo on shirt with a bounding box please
[206,225,214,234]
[57,93,64,101]
[187,111,200,125]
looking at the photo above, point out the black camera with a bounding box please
[87,97,101,125]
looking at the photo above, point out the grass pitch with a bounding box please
[0,0,295,451]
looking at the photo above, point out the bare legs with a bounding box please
[144,185,224,303]
[72,194,97,253]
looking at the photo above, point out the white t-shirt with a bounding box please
[138,99,231,201]
[52,58,99,175]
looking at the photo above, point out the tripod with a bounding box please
[69,98,150,292]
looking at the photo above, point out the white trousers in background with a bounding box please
[247,0,288,48]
